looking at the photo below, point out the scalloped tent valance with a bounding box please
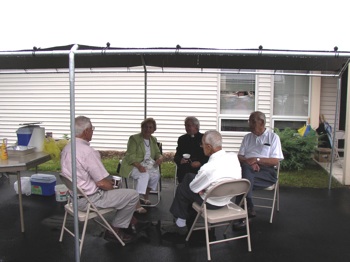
[0,44,349,75]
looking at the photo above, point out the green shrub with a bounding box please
[275,127,318,171]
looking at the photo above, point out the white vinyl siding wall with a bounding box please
[320,77,339,129]
[1,71,325,154]
[257,72,274,127]
[0,71,219,152]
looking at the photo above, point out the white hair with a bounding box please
[185,116,200,129]
[204,130,222,148]
[75,116,92,136]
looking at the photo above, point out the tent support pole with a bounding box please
[141,55,147,119]
[328,77,341,190]
[69,44,80,262]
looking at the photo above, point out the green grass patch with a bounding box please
[36,160,61,172]
[36,158,343,189]
[36,157,173,177]
[279,161,343,188]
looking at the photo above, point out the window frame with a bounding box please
[219,71,257,134]
[271,71,311,131]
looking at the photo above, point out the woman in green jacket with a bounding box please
[120,118,163,205]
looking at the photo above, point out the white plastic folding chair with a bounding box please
[186,179,252,261]
[252,162,280,223]
[59,175,125,254]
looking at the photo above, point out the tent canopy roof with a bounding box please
[0,44,349,74]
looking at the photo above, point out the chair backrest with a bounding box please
[157,142,163,175]
[59,174,86,198]
[157,142,163,154]
[203,179,251,203]
[116,159,122,175]
[60,174,74,191]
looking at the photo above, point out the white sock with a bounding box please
[176,218,186,227]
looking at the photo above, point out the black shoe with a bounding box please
[161,223,188,236]
[104,228,135,244]
[127,216,151,234]
[248,207,256,218]
[129,220,151,234]
[232,219,247,230]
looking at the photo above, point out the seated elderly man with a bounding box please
[61,116,148,244]
[235,111,284,223]
[174,116,209,183]
[162,130,242,235]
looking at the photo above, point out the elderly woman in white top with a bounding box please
[120,118,163,205]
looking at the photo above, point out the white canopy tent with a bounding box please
[1,44,349,261]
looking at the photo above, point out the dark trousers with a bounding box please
[170,173,220,221]
[236,163,277,208]
[176,164,199,183]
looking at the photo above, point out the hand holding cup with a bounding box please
[112,176,122,189]
[182,153,191,164]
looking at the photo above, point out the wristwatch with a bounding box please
[257,157,260,163]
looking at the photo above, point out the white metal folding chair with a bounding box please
[59,175,125,254]
[186,179,252,261]
[252,162,280,223]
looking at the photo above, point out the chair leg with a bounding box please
[203,208,212,261]
[276,183,280,212]
[123,177,128,188]
[244,199,252,252]
[269,183,279,223]
[79,207,93,254]
[128,175,161,207]
[270,198,275,223]
[147,181,161,207]
[246,215,252,251]
[94,209,125,246]
[185,211,201,241]
[59,210,69,242]
[159,175,162,192]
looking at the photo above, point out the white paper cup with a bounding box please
[112,175,122,189]
[183,153,191,159]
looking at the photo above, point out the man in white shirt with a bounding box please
[235,111,284,220]
[162,130,242,235]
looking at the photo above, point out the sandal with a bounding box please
[140,198,151,205]
[135,207,147,214]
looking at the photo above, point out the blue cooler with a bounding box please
[31,174,57,196]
